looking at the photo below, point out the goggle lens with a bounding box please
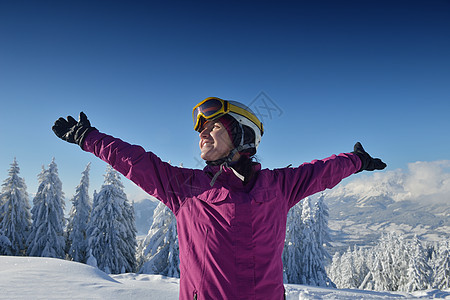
[193,98,227,131]
[196,98,224,117]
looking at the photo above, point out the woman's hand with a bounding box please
[352,142,387,173]
[52,112,96,148]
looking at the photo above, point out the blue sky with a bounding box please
[1,0,449,201]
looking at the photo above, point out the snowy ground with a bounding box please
[1,256,449,299]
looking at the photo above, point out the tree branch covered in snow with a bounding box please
[328,233,450,292]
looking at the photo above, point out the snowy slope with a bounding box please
[1,256,449,299]
[0,256,179,300]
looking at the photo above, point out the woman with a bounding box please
[52,97,386,300]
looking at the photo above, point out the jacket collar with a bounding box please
[203,163,261,190]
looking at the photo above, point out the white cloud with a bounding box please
[403,160,450,200]
[330,160,450,204]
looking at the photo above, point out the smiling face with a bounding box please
[199,120,236,162]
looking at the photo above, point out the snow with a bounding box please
[1,256,449,299]
[0,256,178,299]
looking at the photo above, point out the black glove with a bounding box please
[52,112,96,148]
[352,142,387,173]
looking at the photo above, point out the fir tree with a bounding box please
[403,235,431,292]
[138,201,180,278]
[27,159,66,258]
[432,241,450,290]
[122,197,138,270]
[66,163,92,262]
[87,166,137,274]
[355,246,374,289]
[371,253,391,291]
[312,194,334,287]
[313,194,332,258]
[282,200,303,283]
[329,233,437,292]
[299,197,316,285]
[283,196,334,287]
[0,229,12,255]
[327,252,342,287]
[0,158,31,255]
[341,248,359,288]
[299,197,333,286]
[372,233,410,291]
[329,246,372,289]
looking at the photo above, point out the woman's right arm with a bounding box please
[52,113,193,213]
[83,130,194,213]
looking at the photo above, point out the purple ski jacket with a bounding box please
[83,130,361,300]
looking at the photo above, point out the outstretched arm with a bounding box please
[277,142,386,209]
[52,112,194,214]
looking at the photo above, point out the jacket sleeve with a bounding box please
[274,153,361,209]
[82,129,194,214]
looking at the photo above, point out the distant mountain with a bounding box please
[133,198,158,236]
[321,164,450,253]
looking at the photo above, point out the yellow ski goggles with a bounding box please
[192,97,264,134]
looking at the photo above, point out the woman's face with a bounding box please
[199,121,234,161]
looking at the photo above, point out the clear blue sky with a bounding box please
[1,0,449,201]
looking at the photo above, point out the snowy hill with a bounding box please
[1,256,448,299]
[323,163,450,252]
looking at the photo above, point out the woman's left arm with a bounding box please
[275,143,386,209]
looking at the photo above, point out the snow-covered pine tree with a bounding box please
[138,201,180,278]
[364,232,414,292]
[0,158,31,255]
[432,241,450,290]
[122,197,138,270]
[86,191,98,268]
[283,196,334,286]
[27,159,66,258]
[66,163,92,263]
[371,253,391,291]
[313,194,332,259]
[403,235,432,292]
[373,232,409,291]
[300,196,333,286]
[329,233,437,292]
[87,166,136,274]
[0,229,12,255]
[327,252,342,286]
[312,193,334,287]
[370,234,392,290]
[335,247,360,289]
[355,246,374,289]
[282,199,303,284]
